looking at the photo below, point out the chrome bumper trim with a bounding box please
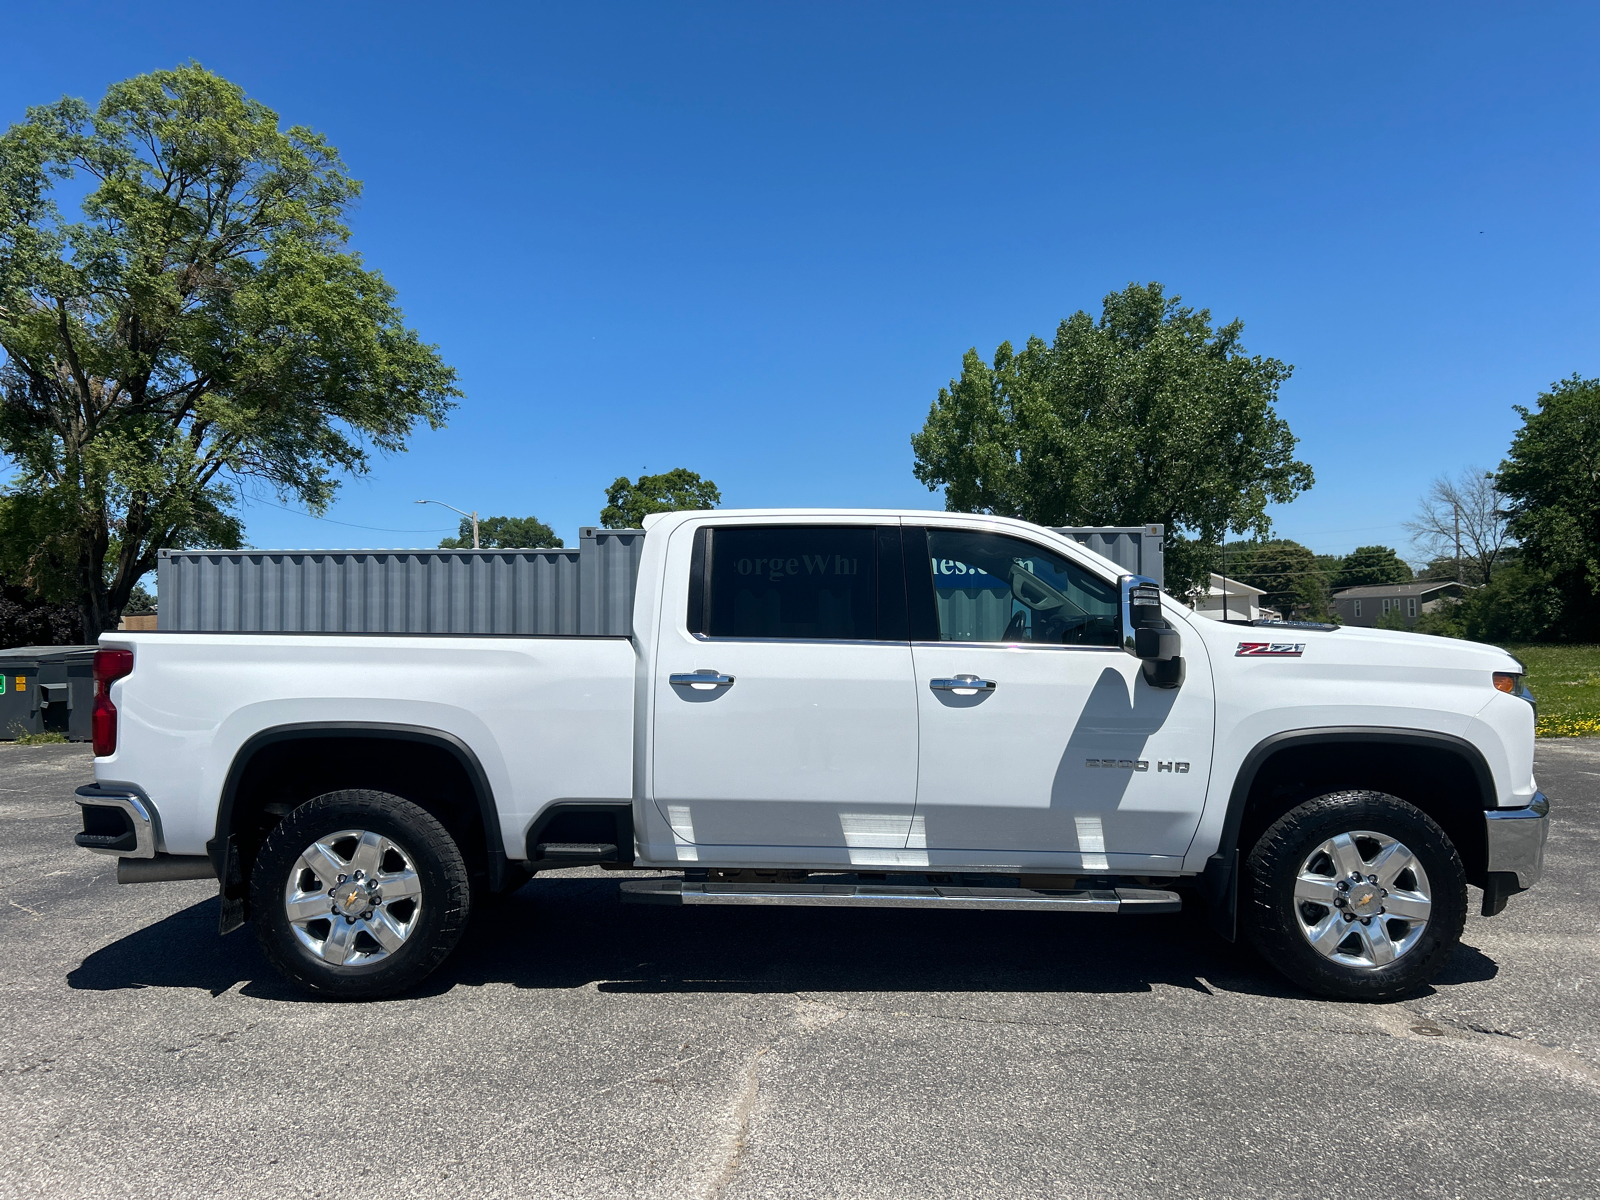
[1485,790,1549,889]
[74,784,158,859]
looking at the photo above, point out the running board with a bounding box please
[619,880,1181,914]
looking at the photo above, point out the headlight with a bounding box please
[1493,672,1536,707]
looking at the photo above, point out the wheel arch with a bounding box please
[1201,727,1495,938]
[209,722,509,896]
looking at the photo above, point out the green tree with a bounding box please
[1497,375,1600,640]
[601,468,720,528]
[1414,564,1562,642]
[0,65,458,639]
[1224,539,1329,620]
[910,282,1313,598]
[439,515,561,549]
[1334,545,1412,589]
[1416,546,1519,587]
[0,568,79,647]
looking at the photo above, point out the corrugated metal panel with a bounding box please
[1052,525,1165,587]
[159,546,593,635]
[578,528,647,636]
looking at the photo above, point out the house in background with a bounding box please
[1332,581,1469,629]
[1189,573,1279,622]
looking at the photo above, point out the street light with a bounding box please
[416,499,479,549]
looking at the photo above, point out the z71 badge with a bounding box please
[1236,642,1306,657]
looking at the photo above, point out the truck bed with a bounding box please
[97,633,638,859]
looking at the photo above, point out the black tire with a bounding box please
[251,790,471,1000]
[1244,790,1467,1001]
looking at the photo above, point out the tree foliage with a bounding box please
[0,569,79,647]
[910,282,1313,598]
[1412,564,1562,643]
[1497,375,1600,640]
[439,514,561,549]
[0,64,458,638]
[1334,545,1412,590]
[1223,539,1329,620]
[601,468,720,529]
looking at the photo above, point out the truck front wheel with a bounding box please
[250,790,471,1000]
[1244,790,1467,1001]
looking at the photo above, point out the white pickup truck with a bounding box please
[73,509,1549,1001]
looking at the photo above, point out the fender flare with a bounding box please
[207,721,509,891]
[1199,726,1496,940]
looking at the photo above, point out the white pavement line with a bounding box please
[706,1045,770,1200]
[7,900,41,918]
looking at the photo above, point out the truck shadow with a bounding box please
[67,874,1500,1003]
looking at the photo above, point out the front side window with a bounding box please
[707,526,877,640]
[922,528,1120,646]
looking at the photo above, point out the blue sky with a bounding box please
[5,2,1597,560]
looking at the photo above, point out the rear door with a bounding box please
[650,521,921,859]
[905,524,1213,871]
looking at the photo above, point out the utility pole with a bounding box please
[416,499,479,549]
[1454,502,1461,583]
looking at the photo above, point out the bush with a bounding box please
[1410,565,1563,643]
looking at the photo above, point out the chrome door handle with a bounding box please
[670,670,736,690]
[930,674,996,693]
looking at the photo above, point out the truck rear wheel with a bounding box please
[1244,790,1466,1001]
[250,790,471,1000]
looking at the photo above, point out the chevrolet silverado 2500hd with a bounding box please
[73,509,1549,1000]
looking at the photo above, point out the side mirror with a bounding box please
[1120,574,1184,688]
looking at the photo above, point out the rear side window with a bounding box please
[707,526,877,640]
[921,528,1120,646]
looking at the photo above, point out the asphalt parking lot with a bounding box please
[2,743,1597,1199]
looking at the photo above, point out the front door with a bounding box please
[651,522,921,859]
[905,525,1213,872]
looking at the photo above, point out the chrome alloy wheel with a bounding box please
[1292,829,1433,968]
[283,829,423,968]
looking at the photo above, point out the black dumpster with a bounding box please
[0,646,96,741]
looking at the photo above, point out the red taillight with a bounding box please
[92,649,135,757]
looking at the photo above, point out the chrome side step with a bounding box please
[619,879,1181,914]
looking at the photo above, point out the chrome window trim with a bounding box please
[690,633,911,648]
[687,634,1124,652]
[911,640,1122,653]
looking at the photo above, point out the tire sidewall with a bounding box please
[251,790,469,999]
[1245,790,1467,1000]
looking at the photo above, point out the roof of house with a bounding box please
[1331,580,1466,599]
[1198,573,1265,597]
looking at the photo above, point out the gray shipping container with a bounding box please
[157,522,1163,636]
[1052,525,1165,586]
[0,646,96,742]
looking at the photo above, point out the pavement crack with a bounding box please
[7,899,41,917]
[706,1045,770,1200]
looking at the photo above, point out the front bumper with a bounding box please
[1485,790,1549,890]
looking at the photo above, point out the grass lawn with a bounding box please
[1501,643,1600,738]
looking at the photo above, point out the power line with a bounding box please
[241,496,454,534]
